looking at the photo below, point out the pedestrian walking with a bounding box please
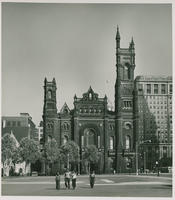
[55,172,60,190]
[71,171,77,189]
[89,171,95,188]
[64,169,71,189]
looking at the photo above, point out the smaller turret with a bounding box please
[129,37,135,51]
[53,77,56,85]
[44,77,47,85]
[116,26,120,49]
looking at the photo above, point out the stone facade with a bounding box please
[43,82,116,173]
[114,27,137,173]
[42,28,137,174]
[42,28,172,174]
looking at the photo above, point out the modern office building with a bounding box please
[134,76,172,171]
[2,113,37,142]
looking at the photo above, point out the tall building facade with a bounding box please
[2,113,37,142]
[134,76,172,171]
[42,28,172,174]
[1,113,38,176]
[43,82,116,174]
[114,27,136,172]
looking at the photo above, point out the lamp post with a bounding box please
[144,151,146,173]
[156,161,159,176]
[136,141,139,175]
[67,153,70,170]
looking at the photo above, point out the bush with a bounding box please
[160,167,168,173]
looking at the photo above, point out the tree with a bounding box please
[159,157,172,167]
[19,137,40,174]
[60,141,79,170]
[12,148,21,169]
[2,134,17,169]
[44,138,60,174]
[82,145,100,173]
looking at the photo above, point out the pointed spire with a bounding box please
[131,37,134,45]
[116,25,120,40]
[74,94,77,100]
[116,26,120,49]
[53,77,56,84]
[44,77,47,85]
[130,37,135,50]
[88,85,93,93]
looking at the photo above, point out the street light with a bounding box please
[67,153,70,170]
[136,141,139,175]
[156,161,159,176]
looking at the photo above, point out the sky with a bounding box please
[2,3,172,126]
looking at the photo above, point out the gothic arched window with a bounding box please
[48,135,52,142]
[124,63,131,80]
[89,93,92,100]
[84,128,95,147]
[48,90,52,99]
[98,135,100,148]
[126,135,131,150]
[63,135,68,144]
[109,136,114,150]
[81,135,84,147]
[63,122,69,130]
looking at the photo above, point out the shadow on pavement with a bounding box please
[151,185,172,190]
[46,188,67,190]
[79,186,92,189]
[163,184,172,188]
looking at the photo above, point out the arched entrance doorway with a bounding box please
[82,128,96,147]
[80,127,102,174]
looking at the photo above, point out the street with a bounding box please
[2,174,172,197]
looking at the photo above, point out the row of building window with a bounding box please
[47,123,53,129]
[62,123,70,131]
[79,108,103,114]
[139,100,172,106]
[109,124,115,130]
[123,101,132,108]
[149,106,167,109]
[145,84,172,94]
[149,101,168,105]
[146,146,169,157]
[146,96,171,100]
[4,121,21,127]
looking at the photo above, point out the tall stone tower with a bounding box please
[42,78,58,144]
[115,27,136,172]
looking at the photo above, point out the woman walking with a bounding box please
[89,171,95,188]
[55,172,61,190]
[64,169,71,189]
[71,171,77,189]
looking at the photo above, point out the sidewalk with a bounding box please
[2,173,172,181]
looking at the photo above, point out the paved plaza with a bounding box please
[2,174,172,197]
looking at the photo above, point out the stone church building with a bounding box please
[43,27,138,174]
